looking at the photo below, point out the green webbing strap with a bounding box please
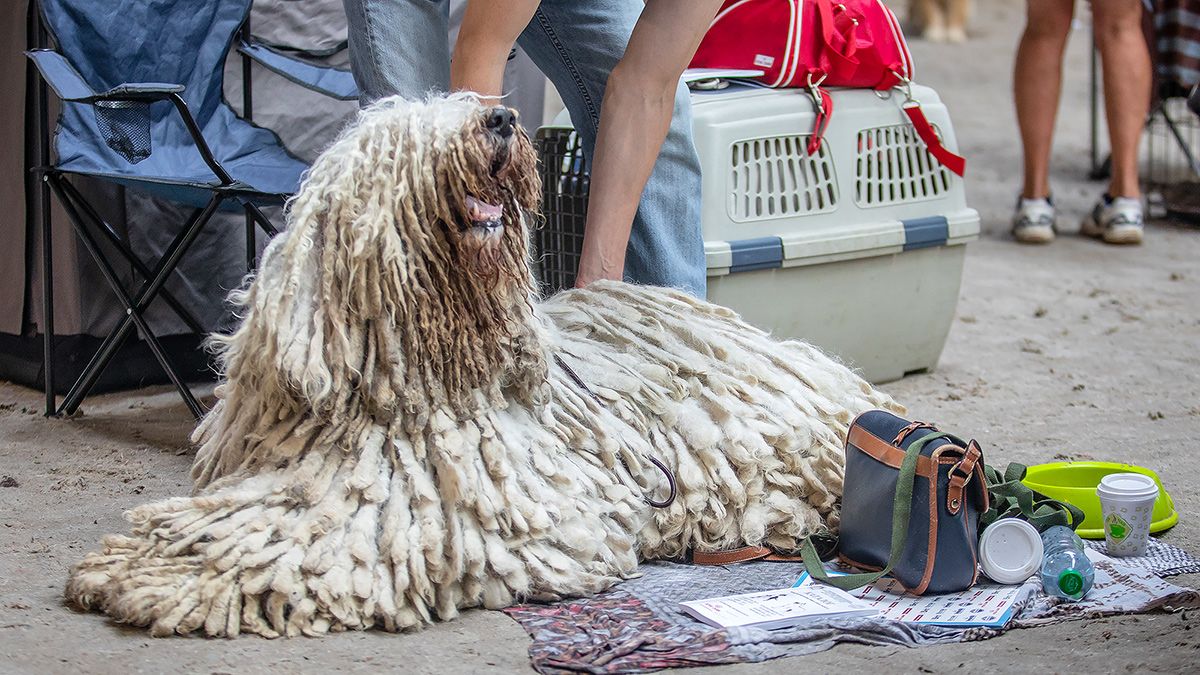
[980,462,1085,532]
[802,432,953,591]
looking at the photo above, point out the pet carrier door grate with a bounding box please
[855,123,951,207]
[728,135,838,222]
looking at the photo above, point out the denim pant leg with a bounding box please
[518,1,707,297]
[343,0,451,103]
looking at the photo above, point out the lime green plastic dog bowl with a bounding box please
[1022,462,1179,540]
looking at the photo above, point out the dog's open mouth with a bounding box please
[465,195,504,233]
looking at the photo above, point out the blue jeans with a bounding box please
[343,0,707,296]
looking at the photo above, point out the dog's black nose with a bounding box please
[486,107,516,138]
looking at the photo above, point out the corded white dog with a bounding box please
[67,95,899,637]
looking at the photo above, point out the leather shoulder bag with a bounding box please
[808,410,988,594]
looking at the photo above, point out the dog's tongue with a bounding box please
[466,195,503,224]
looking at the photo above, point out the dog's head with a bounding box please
[216,95,548,425]
[455,105,537,255]
[418,98,541,274]
[288,94,541,279]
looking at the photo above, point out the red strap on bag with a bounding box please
[815,0,857,68]
[902,102,966,176]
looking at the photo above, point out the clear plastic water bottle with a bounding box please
[1039,525,1095,601]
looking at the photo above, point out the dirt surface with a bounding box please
[2,1,1198,673]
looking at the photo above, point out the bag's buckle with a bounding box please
[946,462,973,513]
[946,440,982,513]
[949,459,974,487]
[950,439,982,484]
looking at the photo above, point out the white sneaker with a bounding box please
[1012,197,1056,244]
[1081,195,1144,245]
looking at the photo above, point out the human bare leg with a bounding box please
[1014,0,1074,200]
[1092,0,1152,199]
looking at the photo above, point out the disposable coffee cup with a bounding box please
[1096,473,1159,557]
[978,518,1044,584]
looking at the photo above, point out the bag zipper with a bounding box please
[780,0,804,87]
[875,0,913,81]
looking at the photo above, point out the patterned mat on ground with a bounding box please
[504,539,1200,674]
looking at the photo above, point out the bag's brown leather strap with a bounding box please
[849,425,937,477]
[892,420,936,445]
[691,545,805,565]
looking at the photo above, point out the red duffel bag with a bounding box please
[690,0,965,175]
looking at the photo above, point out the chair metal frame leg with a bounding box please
[243,201,280,238]
[45,174,223,420]
[1089,30,1102,179]
[244,206,256,271]
[48,176,205,419]
[1158,102,1200,177]
[39,173,55,417]
[56,178,206,335]
[33,12,55,416]
[241,200,281,273]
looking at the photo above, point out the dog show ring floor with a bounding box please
[1,1,1198,672]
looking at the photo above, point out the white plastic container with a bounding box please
[537,81,979,382]
[691,82,978,382]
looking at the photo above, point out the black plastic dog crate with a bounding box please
[533,127,589,295]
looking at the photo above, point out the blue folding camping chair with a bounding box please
[28,0,358,419]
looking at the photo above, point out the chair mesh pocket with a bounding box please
[94,100,152,163]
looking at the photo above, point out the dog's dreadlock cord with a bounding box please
[553,353,677,508]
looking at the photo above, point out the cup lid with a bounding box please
[978,518,1044,584]
[1097,472,1159,500]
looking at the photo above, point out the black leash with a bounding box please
[553,353,677,509]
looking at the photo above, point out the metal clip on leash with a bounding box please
[806,72,828,115]
[874,68,915,102]
[890,69,918,108]
[805,72,833,155]
[553,353,678,508]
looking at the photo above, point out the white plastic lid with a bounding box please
[1096,473,1159,501]
[978,519,1044,585]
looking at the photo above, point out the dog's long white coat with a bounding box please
[65,97,898,637]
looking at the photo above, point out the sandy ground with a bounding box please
[2,1,1198,673]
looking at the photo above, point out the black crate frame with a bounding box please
[533,127,589,295]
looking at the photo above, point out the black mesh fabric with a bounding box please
[93,99,152,164]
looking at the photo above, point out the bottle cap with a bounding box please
[1057,569,1085,597]
[978,518,1044,584]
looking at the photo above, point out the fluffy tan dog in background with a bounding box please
[910,0,971,43]
[66,95,898,637]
